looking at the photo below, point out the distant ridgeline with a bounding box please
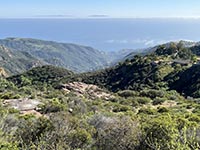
[0,38,199,76]
[0,38,117,75]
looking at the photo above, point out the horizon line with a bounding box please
[1,16,200,19]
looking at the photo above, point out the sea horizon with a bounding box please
[0,18,200,51]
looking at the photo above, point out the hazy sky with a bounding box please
[1,0,200,18]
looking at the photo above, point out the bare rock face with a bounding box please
[0,67,8,77]
[61,82,114,100]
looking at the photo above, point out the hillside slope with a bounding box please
[0,38,111,72]
[59,42,199,97]
[0,45,44,75]
[8,65,74,87]
[167,64,200,98]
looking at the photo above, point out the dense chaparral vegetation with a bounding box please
[0,41,199,149]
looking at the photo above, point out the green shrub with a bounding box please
[68,97,87,115]
[141,114,200,150]
[186,105,193,109]
[107,97,119,102]
[192,106,200,114]
[68,128,92,149]
[113,104,131,112]
[117,90,138,98]
[0,142,19,150]
[0,78,16,92]
[187,114,200,123]
[157,107,169,113]
[0,92,20,99]
[140,89,164,99]
[90,115,141,150]
[15,116,53,147]
[119,97,139,107]
[152,98,167,105]
[19,87,33,95]
[135,97,151,105]
[39,98,65,114]
[138,107,156,115]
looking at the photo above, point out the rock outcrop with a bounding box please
[61,82,114,100]
[3,98,42,116]
[0,67,8,77]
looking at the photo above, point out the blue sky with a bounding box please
[1,0,200,18]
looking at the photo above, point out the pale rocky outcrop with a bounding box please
[3,99,42,116]
[0,67,8,77]
[61,82,114,100]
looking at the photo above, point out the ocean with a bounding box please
[0,18,200,51]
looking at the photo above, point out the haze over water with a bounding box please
[0,18,200,51]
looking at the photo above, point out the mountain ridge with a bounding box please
[1,37,200,77]
[0,37,113,73]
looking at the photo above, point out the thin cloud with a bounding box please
[105,39,154,45]
[33,15,74,18]
[105,38,195,47]
[88,15,110,18]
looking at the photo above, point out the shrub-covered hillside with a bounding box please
[59,42,200,96]
[0,42,199,150]
[0,67,200,149]
[168,64,200,98]
[8,65,74,87]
